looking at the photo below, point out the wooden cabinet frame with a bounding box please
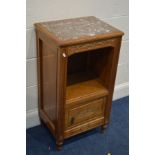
[35,16,124,150]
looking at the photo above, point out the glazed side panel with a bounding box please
[36,28,58,135]
[103,37,123,125]
[42,42,57,124]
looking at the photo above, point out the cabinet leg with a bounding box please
[40,119,44,125]
[56,140,63,150]
[101,124,108,133]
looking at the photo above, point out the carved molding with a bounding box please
[67,39,115,56]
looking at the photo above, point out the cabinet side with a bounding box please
[103,37,123,125]
[35,27,58,137]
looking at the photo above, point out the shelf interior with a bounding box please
[66,78,109,104]
[66,47,113,104]
[67,70,97,85]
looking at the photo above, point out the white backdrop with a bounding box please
[26,0,129,128]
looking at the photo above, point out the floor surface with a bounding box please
[26,96,129,155]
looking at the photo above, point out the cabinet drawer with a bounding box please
[65,97,106,128]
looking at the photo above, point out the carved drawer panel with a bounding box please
[67,39,116,56]
[65,97,106,128]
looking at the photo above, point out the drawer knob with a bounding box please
[70,117,75,125]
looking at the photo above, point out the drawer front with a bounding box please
[65,97,106,128]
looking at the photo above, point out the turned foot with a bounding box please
[101,124,108,133]
[40,119,44,125]
[56,141,63,150]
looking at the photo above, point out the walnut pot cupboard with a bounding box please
[34,16,124,150]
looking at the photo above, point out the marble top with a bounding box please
[41,16,119,41]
